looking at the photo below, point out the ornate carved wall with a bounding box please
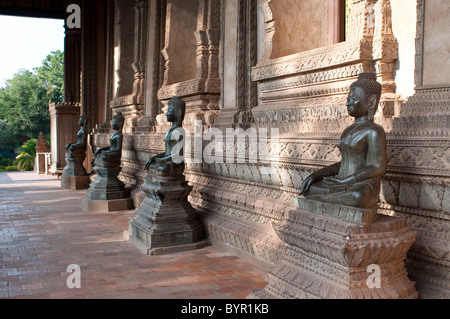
[378,0,449,298]
[88,0,449,298]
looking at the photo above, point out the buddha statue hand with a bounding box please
[299,173,321,195]
[322,175,357,187]
[144,157,157,172]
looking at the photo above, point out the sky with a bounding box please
[0,15,65,88]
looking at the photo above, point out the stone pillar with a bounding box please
[64,18,81,103]
[47,6,83,177]
[249,197,418,299]
[48,102,81,176]
[328,0,345,45]
[372,0,399,119]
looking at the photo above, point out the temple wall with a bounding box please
[113,0,136,97]
[382,0,450,298]
[269,0,329,58]
[88,0,449,298]
[421,0,450,86]
[164,0,198,84]
[390,0,416,100]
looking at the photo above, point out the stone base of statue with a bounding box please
[61,149,90,190]
[249,196,418,299]
[62,175,91,190]
[128,172,208,255]
[81,157,134,212]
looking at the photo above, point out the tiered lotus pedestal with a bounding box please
[249,197,418,299]
[128,173,208,255]
[81,158,133,212]
[61,149,90,190]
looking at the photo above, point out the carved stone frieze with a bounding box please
[252,40,373,83]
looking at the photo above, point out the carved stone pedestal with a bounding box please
[81,159,133,211]
[128,173,208,255]
[61,149,90,189]
[249,197,418,299]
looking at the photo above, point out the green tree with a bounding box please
[0,50,64,148]
[0,119,18,150]
[0,69,48,139]
[0,155,10,167]
[35,50,64,104]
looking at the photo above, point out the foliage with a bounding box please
[15,138,37,171]
[0,69,48,140]
[0,155,11,167]
[0,50,64,149]
[35,50,64,104]
[0,119,19,150]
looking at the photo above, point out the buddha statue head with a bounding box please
[347,73,382,121]
[112,112,125,131]
[166,96,185,126]
[79,113,88,127]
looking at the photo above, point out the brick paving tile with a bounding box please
[0,172,268,299]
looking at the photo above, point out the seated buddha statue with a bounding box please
[299,73,387,209]
[66,114,88,154]
[93,112,125,165]
[62,114,89,179]
[144,96,185,177]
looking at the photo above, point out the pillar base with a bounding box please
[81,197,134,212]
[127,231,210,255]
[61,175,90,190]
[82,159,134,211]
[128,173,206,255]
[249,197,418,299]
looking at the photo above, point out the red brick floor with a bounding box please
[0,171,268,299]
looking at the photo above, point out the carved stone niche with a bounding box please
[251,0,399,125]
[157,0,221,129]
[269,0,329,58]
[110,0,148,133]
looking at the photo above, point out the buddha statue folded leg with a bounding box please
[94,152,121,168]
[306,178,380,209]
[148,162,184,177]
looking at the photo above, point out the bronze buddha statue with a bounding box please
[144,96,185,177]
[129,96,207,253]
[62,114,89,183]
[94,112,125,164]
[299,73,387,209]
[66,114,88,154]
